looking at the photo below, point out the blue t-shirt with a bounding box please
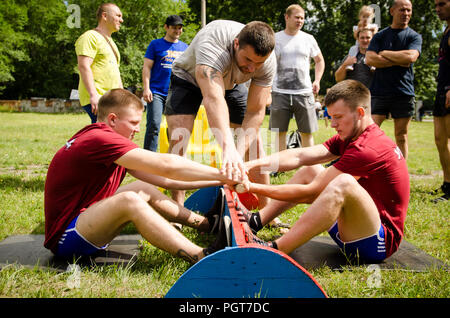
[144,38,188,96]
[368,27,422,97]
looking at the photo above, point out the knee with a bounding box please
[117,191,150,214]
[326,174,358,200]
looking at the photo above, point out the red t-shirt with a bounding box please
[44,123,138,253]
[323,124,410,257]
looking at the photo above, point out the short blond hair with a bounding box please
[286,4,304,16]
[98,89,143,121]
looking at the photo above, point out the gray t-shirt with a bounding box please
[172,20,276,90]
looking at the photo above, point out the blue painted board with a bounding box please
[165,246,327,298]
[184,186,222,215]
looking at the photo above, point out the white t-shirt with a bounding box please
[272,30,321,95]
[171,20,275,90]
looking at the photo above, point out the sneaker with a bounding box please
[432,192,450,203]
[428,183,449,195]
[204,188,225,234]
[203,201,232,256]
[242,222,275,249]
[232,192,252,222]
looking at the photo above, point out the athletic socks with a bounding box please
[243,222,278,249]
[248,212,263,234]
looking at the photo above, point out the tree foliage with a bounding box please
[0,0,444,108]
[187,0,443,108]
[0,0,198,99]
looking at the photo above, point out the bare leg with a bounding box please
[76,189,205,263]
[299,132,314,147]
[275,174,381,254]
[116,181,210,231]
[393,117,412,160]
[371,114,386,127]
[258,165,324,225]
[434,114,450,183]
[166,114,195,206]
[277,131,287,152]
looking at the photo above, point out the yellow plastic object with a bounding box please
[158,105,222,168]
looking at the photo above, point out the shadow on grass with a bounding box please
[0,174,45,191]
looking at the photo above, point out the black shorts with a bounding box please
[371,95,415,118]
[433,92,450,117]
[164,74,248,125]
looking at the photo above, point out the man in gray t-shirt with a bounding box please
[164,20,276,205]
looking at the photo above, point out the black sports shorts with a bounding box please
[164,74,248,125]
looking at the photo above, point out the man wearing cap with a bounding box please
[164,20,276,206]
[142,15,188,152]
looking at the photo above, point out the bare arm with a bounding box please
[195,64,246,180]
[379,49,419,66]
[245,144,338,175]
[312,53,325,95]
[115,148,240,184]
[335,56,357,82]
[246,165,344,204]
[142,58,154,103]
[128,169,222,190]
[77,55,100,113]
[365,50,395,68]
[236,83,271,158]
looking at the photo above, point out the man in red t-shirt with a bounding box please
[241,80,410,262]
[44,88,243,264]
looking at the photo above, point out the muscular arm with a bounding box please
[365,50,395,68]
[195,64,245,179]
[247,165,344,204]
[236,82,271,158]
[245,144,338,176]
[379,49,419,66]
[115,148,239,184]
[128,169,222,190]
[366,50,418,68]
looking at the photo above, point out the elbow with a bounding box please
[158,154,181,179]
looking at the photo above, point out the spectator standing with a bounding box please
[431,0,450,202]
[366,0,422,159]
[76,3,124,123]
[346,6,378,71]
[270,4,325,151]
[335,28,375,88]
[142,15,188,152]
[164,20,276,206]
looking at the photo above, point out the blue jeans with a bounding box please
[82,104,97,124]
[144,93,166,152]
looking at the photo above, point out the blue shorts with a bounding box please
[56,215,107,259]
[328,222,387,263]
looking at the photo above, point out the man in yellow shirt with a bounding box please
[75,3,123,123]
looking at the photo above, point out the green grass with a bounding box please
[0,111,448,298]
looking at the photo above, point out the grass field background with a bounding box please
[0,110,448,298]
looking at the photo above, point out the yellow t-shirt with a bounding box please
[75,30,122,106]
